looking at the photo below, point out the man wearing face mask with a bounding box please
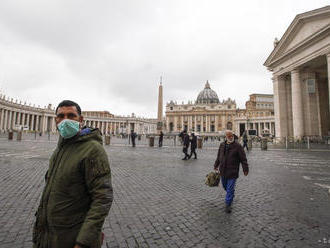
[214,130,248,213]
[33,100,113,248]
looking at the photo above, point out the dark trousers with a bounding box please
[189,148,197,159]
[132,138,136,147]
[159,139,163,147]
[183,148,189,159]
[243,141,248,151]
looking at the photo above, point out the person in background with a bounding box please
[188,133,197,159]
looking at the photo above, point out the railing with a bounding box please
[0,131,329,150]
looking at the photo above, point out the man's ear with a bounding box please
[79,116,84,125]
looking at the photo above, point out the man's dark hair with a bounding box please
[56,100,82,115]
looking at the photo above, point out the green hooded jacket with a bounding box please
[33,128,113,248]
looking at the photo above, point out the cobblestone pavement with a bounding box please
[0,139,330,248]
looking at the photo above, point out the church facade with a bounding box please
[165,81,275,136]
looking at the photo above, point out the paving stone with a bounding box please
[0,139,330,247]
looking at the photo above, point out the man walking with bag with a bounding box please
[214,130,248,213]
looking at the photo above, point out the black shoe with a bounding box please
[182,158,187,160]
[225,205,232,213]
[194,157,197,159]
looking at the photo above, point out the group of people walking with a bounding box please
[180,130,198,160]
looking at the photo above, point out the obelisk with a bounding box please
[157,77,163,133]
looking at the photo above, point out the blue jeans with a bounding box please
[221,177,236,206]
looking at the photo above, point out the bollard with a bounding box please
[105,135,111,145]
[307,136,310,149]
[8,131,13,140]
[149,136,154,147]
[261,137,267,150]
[197,137,203,149]
[285,136,288,149]
[17,131,22,141]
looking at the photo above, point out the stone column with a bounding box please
[181,116,184,131]
[327,54,330,121]
[273,75,288,138]
[36,116,40,131]
[291,69,304,138]
[0,109,4,130]
[173,117,177,132]
[189,115,192,131]
[8,111,13,130]
[26,114,30,130]
[215,115,219,132]
[166,117,170,132]
[31,115,35,131]
[4,110,8,130]
[201,117,204,133]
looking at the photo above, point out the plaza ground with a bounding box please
[0,136,330,247]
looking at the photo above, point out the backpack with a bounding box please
[205,171,220,187]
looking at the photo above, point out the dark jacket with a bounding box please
[182,134,190,152]
[190,135,197,150]
[33,128,113,248]
[214,141,248,179]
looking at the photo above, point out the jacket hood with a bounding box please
[57,127,103,147]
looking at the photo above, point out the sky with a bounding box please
[0,0,329,118]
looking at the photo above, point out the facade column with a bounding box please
[194,116,197,132]
[32,115,35,131]
[36,116,40,131]
[8,111,13,130]
[327,54,330,121]
[181,116,184,131]
[21,113,25,126]
[174,117,178,132]
[26,114,30,130]
[291,69,304,138]
[4,110,8,130]
[215,115,219,132]
[273,75,289,138]
[201,116,204,132]
[0,109,4,130]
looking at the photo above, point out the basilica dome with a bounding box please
[196,81,220,104]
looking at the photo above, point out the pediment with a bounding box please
[264,6,330,68]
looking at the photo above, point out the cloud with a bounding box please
[0,0,327,117]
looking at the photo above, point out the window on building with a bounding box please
[211,125,215,132]
[170,107,173,110]
[227,122,233,130]
[197,125,201,132]
[169,122,173,132]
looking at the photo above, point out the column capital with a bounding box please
[291,68,300,75]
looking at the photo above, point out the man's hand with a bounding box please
[243,171,248,176]
[73,245,81,248]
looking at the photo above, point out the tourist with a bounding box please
[130,130,137,147]
[188,133,197,159]
[214,130,249,213]
[182,130,190,160]
[159,131,164,147]
[33,100,113,248]
[242,130,249,151]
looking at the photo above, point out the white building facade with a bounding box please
[264,6,330,139]
[0,93,157,135]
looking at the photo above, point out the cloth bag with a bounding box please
[205,171,220,187]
